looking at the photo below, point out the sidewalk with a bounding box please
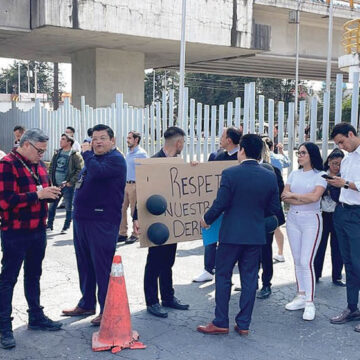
[2,210,358,360]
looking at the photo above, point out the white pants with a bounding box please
[286,210,322,302]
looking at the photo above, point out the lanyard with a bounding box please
[11,151,41,186]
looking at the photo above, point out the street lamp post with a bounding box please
[34,63,38,99]
[294,1,300,123]
[326,0,334,92]
[178,0,187,127]
[27,62,30,95]
[17,63,21,97]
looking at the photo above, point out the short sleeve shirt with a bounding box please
[287,169,327,211]
[55,150,71,186]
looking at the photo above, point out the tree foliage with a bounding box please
[144,71,309,108]
[0,60,64,98]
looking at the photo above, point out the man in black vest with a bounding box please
[144,126,190,318]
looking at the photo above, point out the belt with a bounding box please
[126,180,136,184]
[339,202,360,209]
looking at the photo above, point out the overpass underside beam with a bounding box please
[159,54,344,81]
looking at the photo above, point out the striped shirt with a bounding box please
[0,151,49,231]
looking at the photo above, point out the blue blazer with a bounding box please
[204,160,280,246]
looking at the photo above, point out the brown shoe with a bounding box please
[197,323,229,335]
[330,308,360,324]
[90,314,102,326]
[355,323,360,333]
[62,306,96,317]
[234,325,249,336]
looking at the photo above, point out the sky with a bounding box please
[0,57,72,92]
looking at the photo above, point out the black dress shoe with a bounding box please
[162,297,189,310]
[0,330,16,349]
[256,286,272,299]
[125,235,138,244]
[28,315,63,331]
[147,304,168,318]
[117,235,128,243]
[333,279,346,287]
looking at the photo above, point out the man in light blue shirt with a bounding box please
[118,131,148,244]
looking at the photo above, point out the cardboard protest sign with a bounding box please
[135,159,237,247]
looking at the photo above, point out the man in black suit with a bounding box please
[193,127,242,283]
[197,134,280,335]
[144,126,190,318]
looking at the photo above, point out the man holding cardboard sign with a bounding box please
[197,134,281,336]
[143,127,190,318]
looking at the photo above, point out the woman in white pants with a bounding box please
[282,142,326,321]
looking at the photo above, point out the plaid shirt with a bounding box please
[0,151,49,231]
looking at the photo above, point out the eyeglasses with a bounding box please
[29,142,46,155]
[296,150,308,157]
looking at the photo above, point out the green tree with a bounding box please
[144,70,178,106]
[0,60,64,99]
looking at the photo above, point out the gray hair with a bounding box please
[19,128,49,146]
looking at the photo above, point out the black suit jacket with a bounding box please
[204,160,281,246]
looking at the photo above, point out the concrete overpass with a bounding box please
[0,0,359,108]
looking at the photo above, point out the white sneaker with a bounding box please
[285,295,306,311]
[192,270,214,283]
[273,254,285,262]
[303,302,316,321]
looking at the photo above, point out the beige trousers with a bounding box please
[119,183,137,237]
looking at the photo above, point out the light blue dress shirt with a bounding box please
[126,146,148,181]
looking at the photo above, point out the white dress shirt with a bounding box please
[339,145,360,205]
[72,140,81,153]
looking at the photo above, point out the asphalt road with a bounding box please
[2,210,358,360]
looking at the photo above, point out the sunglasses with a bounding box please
[29,142,46,155]
[296,150,308,157]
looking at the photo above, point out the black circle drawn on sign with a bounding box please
[146,194,167,215]
[147,223,170,245]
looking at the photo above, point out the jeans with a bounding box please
[314,211,343,282]
[47,186,74,229]
[0,228,46,331]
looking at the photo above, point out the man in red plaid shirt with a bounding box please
[0,128,63,349]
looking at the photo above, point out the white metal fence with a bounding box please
[0,73,358,163]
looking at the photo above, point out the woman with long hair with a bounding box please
[282,142,327,321]
[314,149,345,286]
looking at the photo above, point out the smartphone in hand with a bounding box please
[59,181,67,189]
[321,174,334,180]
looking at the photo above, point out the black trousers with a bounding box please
[260,232,274,287]
[213,243,261,330]
[0,228,46,331]
[144,243,177,306]
[333,205,360,309]
[314,211,343,282]
[204,242,217,274]
[73,220,118,313]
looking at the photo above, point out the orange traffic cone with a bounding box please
[92,255,146,354]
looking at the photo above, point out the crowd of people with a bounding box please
[0,121,359,350]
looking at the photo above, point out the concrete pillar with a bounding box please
[71,48,145,109]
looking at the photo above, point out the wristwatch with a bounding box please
[344,181,350,189]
